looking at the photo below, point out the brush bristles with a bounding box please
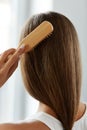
[18,21,53,52]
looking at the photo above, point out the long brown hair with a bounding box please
[20,12,82,130]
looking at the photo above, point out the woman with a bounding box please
[0,12,87,130]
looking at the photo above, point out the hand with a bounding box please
[0,45,25,87]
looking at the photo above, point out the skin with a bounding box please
[0,46,86,130]
[0,45,26,87]
[37,102,86,122]
[0,102,86,130]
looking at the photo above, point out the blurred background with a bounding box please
[0,0,87,122]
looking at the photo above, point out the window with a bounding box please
[0,0,13,122]
[0,0,54,122]
[0,0,11,53]
[31,0,53,14]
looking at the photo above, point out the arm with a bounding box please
[0,45,25,87]
[0,123,30,130]
[0,121,47,130]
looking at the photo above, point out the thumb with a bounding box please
[16,44,26,57]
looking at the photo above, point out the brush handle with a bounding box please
[18,21,53,52]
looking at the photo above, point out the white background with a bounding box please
[0,0,87,122]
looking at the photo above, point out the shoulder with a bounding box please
[0,120,49,130]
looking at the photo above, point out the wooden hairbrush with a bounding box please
[18,21,53,52]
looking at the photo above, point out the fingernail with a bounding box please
[18,55,21,59]
[17,44,26,56]
[19,44,25,49]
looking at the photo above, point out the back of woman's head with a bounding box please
[20,12,82,130]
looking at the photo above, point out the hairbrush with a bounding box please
[18,21,53,52]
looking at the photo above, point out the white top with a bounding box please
[24,103,87,130]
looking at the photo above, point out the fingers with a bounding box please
[0,48,16,63]
[8,59,18,78]
[4,45,26,70]
[0,49,16,68]
[0,45,26,87]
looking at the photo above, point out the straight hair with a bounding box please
[20,12,82,130]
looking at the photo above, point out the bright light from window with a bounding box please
[0,1,11,53]
[31,0,53,14]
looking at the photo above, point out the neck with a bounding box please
[75,102,86,121]
[37,102,57,118]
[37,102,86,121]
